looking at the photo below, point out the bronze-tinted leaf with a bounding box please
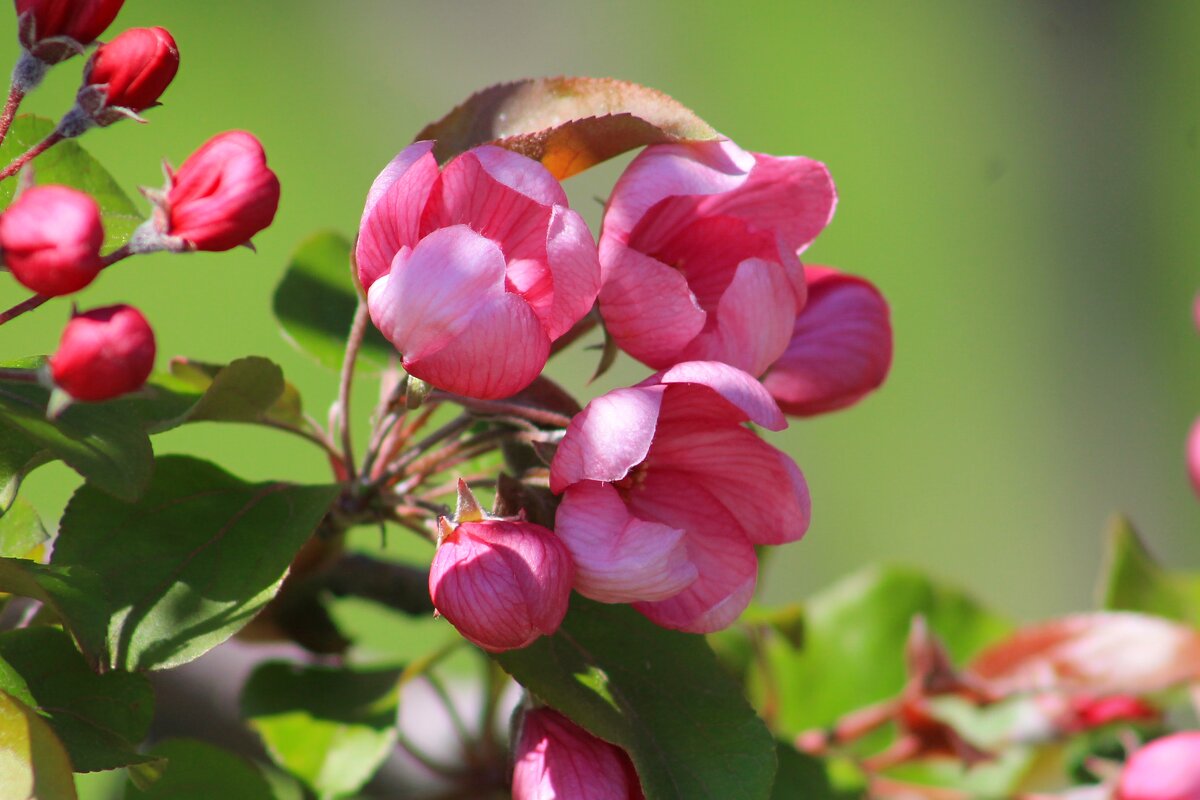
[417,77,719,179]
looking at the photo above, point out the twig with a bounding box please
[0,129,62,182]
[0,84,25,146]
[336,299,370,482]
[430,391,574,429]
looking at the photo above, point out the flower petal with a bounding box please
[652,361,786,430]
[543,206,602,340]
[472,144,569,207]
[550,386,665,492]
[555,481,697,603]
[356,141,439,289]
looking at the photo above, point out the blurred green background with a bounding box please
[2,0,1198,627]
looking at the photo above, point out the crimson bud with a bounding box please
[50,304,154,401]
[0,185,103,296]
[512,708,644,800]
[14,0,124,65]
[72,26,177,128]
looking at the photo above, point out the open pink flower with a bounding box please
[597,139,835,376]
[549,361,810,633]
[1118,732,1200,800]
[512,708,644,800]
[761,265,892,417]
[357,142,601,400]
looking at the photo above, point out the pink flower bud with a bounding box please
[0,185,103,296]
[80,26,178,121]
[50,304,154,401]
[15,0,124,63]
[428,517,573,653]
[512,708,644,800]
[154,131,280,252]
[1119,732,1200,800]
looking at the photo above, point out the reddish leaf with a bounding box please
[416,77,720,179]
[968,612,1200,696]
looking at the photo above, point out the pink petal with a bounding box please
[1189,418,1200,497]
[472,144,569,207]
[543,206,602,340]
[653,361,786,430]
[762,265,893,417]
[366,225,507,362]
[555,481,697,603]
[598,244,706,369]
[549,386,665,492]
[356,141,439,289]
[628,471,758,633]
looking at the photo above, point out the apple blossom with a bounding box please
[50,304,154,401]
[761,265,893,417]
[549,361,810,633]
[356,141,601,399]
[597,139,835,376]
[14,0,123,65]
[0,184,102,296]
[1118,732,1200,800]
[512,708,644,800]
[73,26,178,127]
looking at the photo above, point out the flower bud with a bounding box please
[50,304,154,401]
[15,0,124,64]
[428,514,573,653]
[73,26,177,127]
[512,708,644,800]
[1118,732,1200,800]
[0,185,103,296]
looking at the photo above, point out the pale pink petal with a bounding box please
[555,481,697,603]
[628,471,758,633]
[543,206,602,340]
[648,420,810,545]
[653,361,786,430]
[366,225,506,361]
[1189,418,1200,497]
[598,245,706,369]
[549,386,665,492]
[472,144,569,207]
[763,265,893,417]
[356,141,439,289]
[697,153,837,255]
[408,291,550,400]
[682,258,798,376]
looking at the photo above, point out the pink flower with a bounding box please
[15,0,124,63]
[597,139,835,376]
[50,304,155,401]
[549,361,810,633]
[356,142,601,400]
[512,708,644,800]
[0,185,103,296]
[429,516,574,653]
[761,266,892,417]
[82,26,178,118]
[1189,419,1200,498]
[1118,732,1200,800]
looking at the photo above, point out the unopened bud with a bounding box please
[0,185,103,296]
[67,26,177,131]
[512,708,644,800]
[50,304,154,401]
[14,0,124,66]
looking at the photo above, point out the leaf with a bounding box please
[0,558,111,667]
[0,628,157,773]
[759,565,1011,736]
[1097,515,1200,624]
[0,377,154,503]
[0,115,141,250]
[0,498,47,559]
[125,739,274,800]
[0,432,46,516]
[417,77,721,179]
[272,231,393,371]
[496,596,777,800]
[52,455,339,671]
[241,662,401,799]
[770,745,836,800]
[0,690,77,800]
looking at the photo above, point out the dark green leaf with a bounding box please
[0,627,156,773]
[496,596,777,800]
[53,455,339,671]
[125,739,273,800]
[1098,514,1200,623]
[770,745,836,800]
[0,115,141,250]
[0,430,46,515]
[242,662,401,799]
[273,231,393,370]
[0,557,110,667]
[0,497,47,558]
[0,689,77,799]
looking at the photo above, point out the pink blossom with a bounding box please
[0,185,103,296]
[761,266,892,417]
[549,361,810,633]
[1189,419,1200,498]
[1118,731,1200,800]
[50,304,155,401]
[356,142,601,400]
[512,708,644,800]
[597,139,835,376]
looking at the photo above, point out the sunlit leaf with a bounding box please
[125,739,273,799]
[0,689,77,800]
[0,498,47,559]
[0,433,46,516]
[1097,515,1200,624]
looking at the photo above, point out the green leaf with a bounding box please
[496,596,777,800]
[0,377,154,503]
[0,116,141,251]
[0,431,46,515]
[1098,514,1200,624]
[418,77,720,179]
[0,628,156,773]
[0,498,47,559]
[0,689,77,800]
[770,745,837,800]
[241,662,401,799]
[272,231,393,371]
[125,739,273,800]
[52,455,339,671]
[759,564,1011,737]
[0,558,111,668]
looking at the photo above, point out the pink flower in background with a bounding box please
[1118,731,1200,800]
[597,139,835,376]
[0,185,103,296]
[762,265,892,417]
[357,142,601,400]
[512,708,644,800]
[549,361,810,633]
